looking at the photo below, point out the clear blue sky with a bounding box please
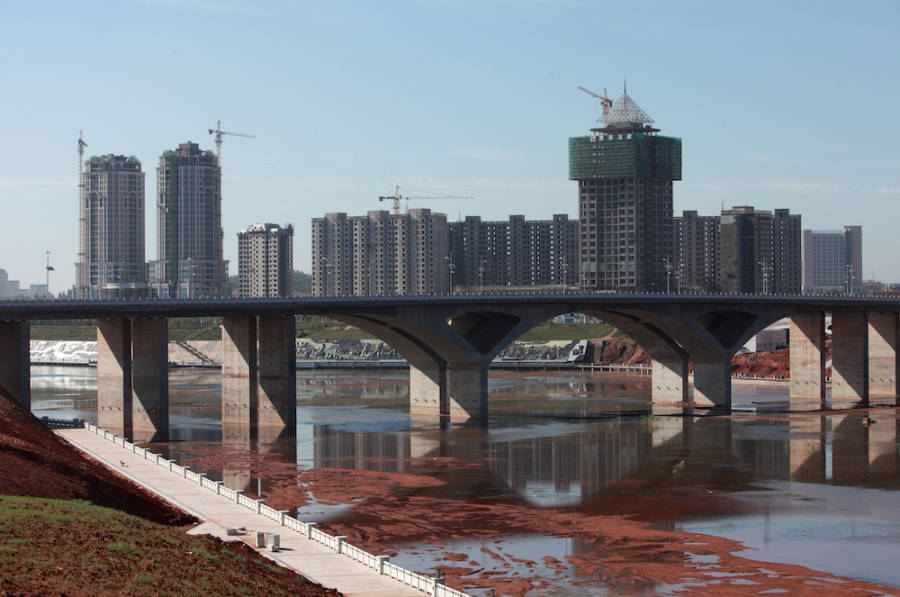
[1,0,898,291]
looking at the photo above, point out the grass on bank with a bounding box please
[0,495,321,596]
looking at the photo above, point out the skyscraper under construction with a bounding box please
[149,142,224,298]
[569,90,681,291]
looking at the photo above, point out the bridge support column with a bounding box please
[789,313,826,411]
[222,316,258,440]
[0,321,30,409]
[867,312,898,406]
[97,320,131,435]
[409,363,446,419]
[258,316,296,431]
[447,363,488,421]
[692,359,731,408]
[131,319,169,442]
[651,357,688,407]
[831,312,868,408]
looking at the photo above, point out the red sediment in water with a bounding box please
[228,456,898,597]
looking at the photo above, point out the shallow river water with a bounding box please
[31,366,900,596]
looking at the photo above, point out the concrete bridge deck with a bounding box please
[56,428,428,597]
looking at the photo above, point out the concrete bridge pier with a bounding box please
[831,312,869,408]
[222,315,297,440]
[651,357,689,408]
[97,319,169,441]
[867,312,899,406]
[409,362,447,419]
[97,320,132,436]
[131,319,168,442]
[447,362,489,420]
[258,316,297,431]
[692,359,732,409]
[0,321,30,409]
[789,312,826,411]
[222,316,259,441]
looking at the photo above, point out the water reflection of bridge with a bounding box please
[302,413,899,503]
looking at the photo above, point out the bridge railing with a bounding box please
[81,422,479,597]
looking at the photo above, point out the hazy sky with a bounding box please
[1,0,898,292]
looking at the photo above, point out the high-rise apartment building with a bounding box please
[569,92,681,291]
[311,209,449,296]
[674,210,719,292]
[0,269,7,299]
[803,226,862,293]
[149,142,224,298]
[772,208,802,294]
[449,214,578,289]
[75,154,147,299]
[719,206,801,294]
[237,223,294,297]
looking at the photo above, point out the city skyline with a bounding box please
[1,1,898,291]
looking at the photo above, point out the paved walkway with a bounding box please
[56,428,423,597]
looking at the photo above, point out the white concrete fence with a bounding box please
[85,422,476,597]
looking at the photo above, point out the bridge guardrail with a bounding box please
[81,422,480,597]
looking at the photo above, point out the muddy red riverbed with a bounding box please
[32,366,900,596]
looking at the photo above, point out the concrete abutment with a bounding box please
[0,321,30,409]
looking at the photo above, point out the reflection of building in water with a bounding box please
[313,427,410,473]
[487,426,648,499]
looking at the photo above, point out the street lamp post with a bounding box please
[445,255,455,294]
[479,259,486,294]
[662,257,672,293]
[757,261,770,295]
[845,264,855,295]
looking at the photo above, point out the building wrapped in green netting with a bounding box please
[570,92,681,292]
[568,134,681,181]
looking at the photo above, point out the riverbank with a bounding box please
[0,386,340,596]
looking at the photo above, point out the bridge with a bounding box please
[2,293,899,439]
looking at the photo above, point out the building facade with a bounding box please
[449,214,578,289]
[674,210,719,292]
[803,226,862,293]
[75,154,147,299]
[718,206,801,294]
[311,209,449,296]
[149,142,224,298]
[237,223,294,297]
[569,92,681,291]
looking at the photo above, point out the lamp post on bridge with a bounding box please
[662,257,672,293]
[445,255,455,294]
[478,259,486,294]
[845,264,855,295]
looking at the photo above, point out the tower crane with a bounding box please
[378,185,473,215]
[207,120,255,169]
[577,86,613,121]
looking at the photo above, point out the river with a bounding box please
[31,366,900,596]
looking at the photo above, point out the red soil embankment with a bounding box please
[0,386,193,525]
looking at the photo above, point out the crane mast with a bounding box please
[76,130,88,297]
[207,120,256,169]
[577,85,613,121]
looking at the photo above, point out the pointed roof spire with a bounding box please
[602,87,654,128]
